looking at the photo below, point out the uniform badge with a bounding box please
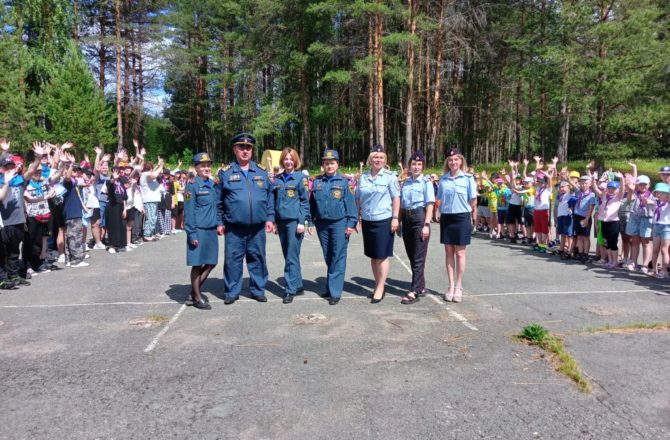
[184,190,192,201]
[222,164,231,172]
[333,190,342,199]
[287,189,295,198]
[303,179,310,192]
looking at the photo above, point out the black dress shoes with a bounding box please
[253,295,268,303]
[320,292,331,299]
[224,297,237,305]
[192,298,211,310]
[295,288,305,296]
[282,294,294,304]
[328,298,339,305]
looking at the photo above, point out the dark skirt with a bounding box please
[362,218,394,259]
[186,227,219,266]
[106,202,127,248]
[440,212,472,246]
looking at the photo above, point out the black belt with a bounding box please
[401,207,426,216]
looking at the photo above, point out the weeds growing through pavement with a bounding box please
[518,324,592,393]
[585,321,670,334]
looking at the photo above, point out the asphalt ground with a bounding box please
[0,226,669,439]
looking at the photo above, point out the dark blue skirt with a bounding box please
[440,213,472,246]
[362,218,394,259]
[186,227,219,266]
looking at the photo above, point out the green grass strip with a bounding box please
[518,324,592,394]
[585,321,670,334]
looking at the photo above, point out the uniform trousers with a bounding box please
[224,223,268,299]
[315,219,349,300]
[401,209,430,294]
[276,219,304,295]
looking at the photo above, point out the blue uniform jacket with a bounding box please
[184,176,221,242]
[218,160,275,226]
[309,173,357,228]
[273,171,310,224]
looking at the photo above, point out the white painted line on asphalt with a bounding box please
[470,289,667,297]
[144,303,187,354]
[0,301,178,309]
[393,251,478,331]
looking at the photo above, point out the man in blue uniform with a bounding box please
[217,133,275,304]
[308,149,358,305]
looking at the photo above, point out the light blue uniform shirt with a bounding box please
[400,175,435,209]
[355,169,400,221]
[437,171,477,214]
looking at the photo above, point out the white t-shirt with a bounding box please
[534,186,552,210]
[652,197,670,225]
[140,172,163,203]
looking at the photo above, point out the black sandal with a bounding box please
[400,292,419,305]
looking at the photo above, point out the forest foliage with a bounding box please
[0,0,667,166]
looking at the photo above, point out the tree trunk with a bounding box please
[403,0,416,163]
[373,6,384,147]
[429,0,445,165]
[114,0,123,150]
[98,0,107,91]
[368,16,375,149]
[123,1,130,148]
[557,97,570,162]
[298,25,310,165]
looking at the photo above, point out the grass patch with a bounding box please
[518,324,592,393]
[147,314,169,323]
[585,321,670,334]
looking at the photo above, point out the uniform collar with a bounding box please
[196,175,212,187]
[406,174,423,183]
[443,170,465,180]
[320,172,341,181]
[232,160,258,173]
[280,171,296,181]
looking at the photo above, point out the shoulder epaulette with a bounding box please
[221,163,232,172]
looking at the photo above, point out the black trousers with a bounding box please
[0,224,25,279]
[401,209,430,294]
[23,217,47,271]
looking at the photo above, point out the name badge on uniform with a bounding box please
[253,176,265,188]
[229,174,241,182]
[197,190,209,195]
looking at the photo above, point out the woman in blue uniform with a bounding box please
[355,145,400,303]
[272,147,310,304]
[309,149,358,305]
[399,150,435,304]
[437,148,477,303]
[184,153,221,310]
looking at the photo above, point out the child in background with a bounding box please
[593,175,625,269]
[572,175,597,263]
[493,176,511,239]
[592,179,608,264]
[532,175,553,253]
[649,182,670,278]
[617,166,636,267]
[624,175,653,273]
[521,177,535,244]
[476,179,491,233]
[554,180,575,259]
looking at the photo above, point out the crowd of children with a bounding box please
[474,157,670,278]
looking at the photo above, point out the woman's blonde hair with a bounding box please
[442,153,468,174]
[279,147,302,170]
[366,151,387,167]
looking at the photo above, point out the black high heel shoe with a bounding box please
[370,292,385,304]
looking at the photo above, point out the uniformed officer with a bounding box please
[184,152,220,310]
[309,149,357,305]
[437,148,477,303]
[272,147,310,304]
[355,144,400,304]
[217,133,275,304]
[399,150,435,304]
